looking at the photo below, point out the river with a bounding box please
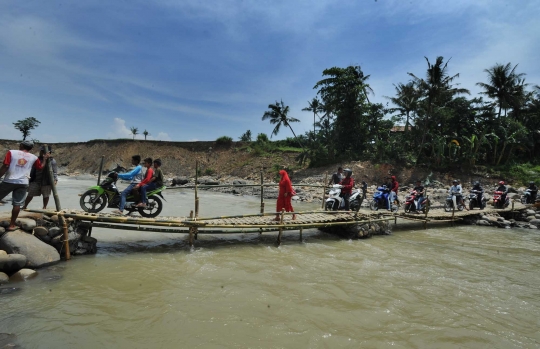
[1,178,539,348]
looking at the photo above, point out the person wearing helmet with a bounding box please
[496,180,508,205]
[527,181,538,203]
[387,175,399,210]
[0,140,49,232]
[339,169,354,211]
[449,179,465,210]
[472,181,485,209]
[413,180,425,211]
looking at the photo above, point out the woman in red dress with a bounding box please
[274,170,296,220]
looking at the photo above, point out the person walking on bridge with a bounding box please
[274,169,296,221]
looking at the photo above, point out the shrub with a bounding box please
[216,136,233,148]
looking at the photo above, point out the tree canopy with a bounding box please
[13,117,41,140]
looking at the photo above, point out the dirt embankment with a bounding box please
[0,139,494,186]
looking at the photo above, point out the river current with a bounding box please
[1,178,539,348]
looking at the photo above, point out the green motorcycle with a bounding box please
[79,172,166,217]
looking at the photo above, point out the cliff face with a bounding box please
[0,139,301,181]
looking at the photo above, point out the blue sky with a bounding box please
[0,0,538,142]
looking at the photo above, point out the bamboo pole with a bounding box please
[47,158,70,260]
[60,214,71,260]
[277,208,284,245]
[194,161,199,218]
[260,170,264,214]
[322,173,328,209]
[97,156,104,185]
[299,227,302,241]
[452,204,455,227]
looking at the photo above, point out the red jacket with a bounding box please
[340,177,354,195]
[140,168,154,186]
[391,180,399,193]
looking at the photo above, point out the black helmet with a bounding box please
[343,168,352,175]
[530,181,535,185]
[452,180,458,184]
[473,181,480,186]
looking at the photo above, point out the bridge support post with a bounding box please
[260,171,264,214]
[299,227,303,242]
[322,173,328,209]
[277,209,284,245]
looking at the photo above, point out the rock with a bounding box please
[536,214,540,219]
[526,209,536,216]
[32,226,49,237]
[48,227,62,238]
[0,254,27,274]
[50,215,59,223]
[15,218,36,232]
[497,217,504,222]
[0,230,60,268]
[0,250,6,256]
[291,195,300,201]
[0,221,9,228]
[529,224,538,229]
[10,268,38,282]
[172,177,189,186]
[529,219,540,227]
[0,287,21,295]
[507,193,520,199]
[39,235,52,243]
[477,220,490,226]
[233,180,247,186]
[0,227,4,234]
[0,272,8,284]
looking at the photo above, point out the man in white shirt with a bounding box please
[0,140,49,232]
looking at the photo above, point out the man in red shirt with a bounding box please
[339,169,355,211]
[0,140,48,232]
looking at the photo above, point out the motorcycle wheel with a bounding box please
[369,200,378,211]
[469,200,474,211]
[80,189,107,213]
[444,201,452,212]
[138,196,163,218]
[325,201,336,211]
[404,203,411,213]
[391,203,399,213]
[350,199,360,212]
[458,203,465,211]
[521,196,527,204]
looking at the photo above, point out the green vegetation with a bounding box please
[13,117,41,140]
[239,130,252,142]
[215,136,233,148]
[143,129,150,140]
[258,57,539,173]
[204,168,216,176]
[130,126,138,140]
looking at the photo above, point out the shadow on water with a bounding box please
[92,228,343,255]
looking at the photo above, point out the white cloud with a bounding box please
[107,118,133,139]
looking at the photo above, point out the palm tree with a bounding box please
[262,99,304,150]
[302,97,322,133]
[408,56,470,157]
[351,66,374,104]
[130,126,138,140]
[385,81,420,132]
[476,63,527,118]
[143,129,149,140]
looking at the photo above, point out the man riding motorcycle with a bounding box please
[413,180,425,211]
[496,180,508,205]
[449,179,467,210]
[339,169,354,211]
[471,181,485,209]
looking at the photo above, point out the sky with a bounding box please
[0,0,539,143]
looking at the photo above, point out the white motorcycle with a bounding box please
[325,184,362,211]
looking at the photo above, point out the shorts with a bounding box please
[0,182,29,206]
[28,182,52,198]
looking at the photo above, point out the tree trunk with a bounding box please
[405,111,410,133]
[496,142,507,166]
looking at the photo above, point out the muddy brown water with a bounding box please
[1,178,539,348]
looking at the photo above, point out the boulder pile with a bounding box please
[0,215,96,285]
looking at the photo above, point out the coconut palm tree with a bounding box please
[476,63,527,118]
[408,56,470,158]
[143,129,150,140]
[351,66,374,104]
[130,127,138,140]
[302,97,322,133]
[385,81,420,132]
[262,99,304,150]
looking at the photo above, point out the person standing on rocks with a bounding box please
[274,170,296,221]
[112,155,142,215]
[22,145,57,210]
[329,167,344,185]
[0,140,49,231]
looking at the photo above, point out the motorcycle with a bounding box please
[79,172,166,217]
[370,185,398,212]
[468,189,486,210]
[404,190,429,214]
[325,184,362,211]
[492,190,510,209]
[521,189,537,204]
[444,191,465,212]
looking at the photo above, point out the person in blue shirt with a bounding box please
[112,155,142,214]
